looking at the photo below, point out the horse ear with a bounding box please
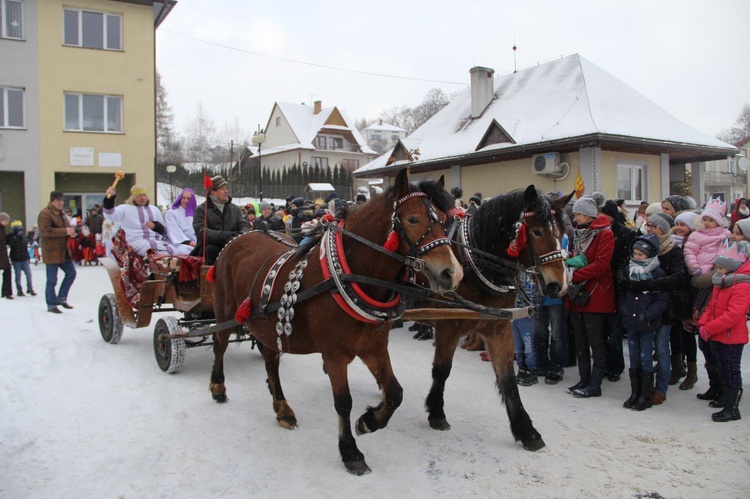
[394,168,409,198]
[436,175,445,189]
[555,190,576,208]
[523,185,538,207]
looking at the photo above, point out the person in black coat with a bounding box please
[192,175,249,265]
[8,220,36,296]
[0,212,12,298]
[253,201,285,232]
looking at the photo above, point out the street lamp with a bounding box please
[166,164,176,201]
[252,126,267,201]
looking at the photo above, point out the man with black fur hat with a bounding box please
[192,175,249,265]
[466,192,482,216]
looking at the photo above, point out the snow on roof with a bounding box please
[307,183,336,191]
[276,102,376,155]
[363,122,407,132]
[356,54,734,175]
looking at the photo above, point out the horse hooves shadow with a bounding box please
[522,438,546,452]
[428,418,451,431]
[345,460,372,476]
[277,417,298,430]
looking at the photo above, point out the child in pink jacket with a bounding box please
[683,198,730,276]
[698,239,750,422]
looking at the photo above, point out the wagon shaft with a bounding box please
[401,307,529,321]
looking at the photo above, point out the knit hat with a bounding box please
[674,211,698,231]
[208,175,228,191]
[572,196,599,218]
[291,197,305,208]
[736,218,750,239]
[645,202,662,216]
[0,212,9,224]
[663,195,688,213]
[130,184,148,197]
[701,197,727,226]
[648,212,674,234]
[259,201,271,211]
[590,191,606,209]
[601,199,619,219]
[10,220,22,228]
[715,239,748,272]
[469,192,482,205]
[632,233,659,258]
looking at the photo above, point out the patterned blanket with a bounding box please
[110,229,149,308]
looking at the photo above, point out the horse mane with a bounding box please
[414,179,455,215]
[472,188,560,256]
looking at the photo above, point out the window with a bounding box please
[0,86,24,128]
[329,137,343,150]
[1,0,23,39]
[342,159,359,170]
[311,157,328,169]
[64,93,122,132]
[371,134,381,141]
[275,116,281,127]
[616,164,644,202]
[64,8,121,50]
[314,136,326,149]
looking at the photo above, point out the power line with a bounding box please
[162,30,468,86]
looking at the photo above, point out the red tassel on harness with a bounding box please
[507,223,527,257]
[234,298,252,323]
[206,266,216,282]
[383,230,400,252]
[203,175,213,189]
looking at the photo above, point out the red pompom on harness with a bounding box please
[235,298,252,323]
[507,211,533,258]
[203,175,213,189]
[206,266,216,282]
[383,230,400,252]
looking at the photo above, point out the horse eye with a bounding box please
[407,216,419,224]
[532,229,543,237]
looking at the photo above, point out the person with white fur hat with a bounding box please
[565,196,615,398]
[683,197,730,276]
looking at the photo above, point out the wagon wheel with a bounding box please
[153,317,186,374]
[99,294,124,344]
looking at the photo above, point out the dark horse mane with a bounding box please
[472,187,562,259]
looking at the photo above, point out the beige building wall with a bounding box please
[37,0,156,203]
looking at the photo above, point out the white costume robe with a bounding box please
[103,203,175,257]
[164,206,195,255]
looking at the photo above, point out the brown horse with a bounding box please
[422,186,572,451]
[209,169,463,475]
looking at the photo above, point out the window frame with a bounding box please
[0,86,25,129]
[311,156,328,169]
[341,159,359,170]
[0,0,23,40]
[64,92,123,133]
[616,163,645,203]
[63,8,122,51]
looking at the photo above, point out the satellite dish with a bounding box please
[739,157,749,172]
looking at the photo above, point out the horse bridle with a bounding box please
[515,208,567,273]
[389,191,452,259]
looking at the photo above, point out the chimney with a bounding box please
[470,66,495,118]
[313,100,322,115]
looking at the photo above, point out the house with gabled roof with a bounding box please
[360,120,407,154]
[258,100,376,182]
[354,54,739,207]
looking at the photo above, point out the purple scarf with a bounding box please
[171,188,196,217]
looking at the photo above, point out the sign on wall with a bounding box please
[70,147,94,166]
[99,152,122,167]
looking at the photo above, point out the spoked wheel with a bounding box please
[99,294,124,344]
[154,317,186,374]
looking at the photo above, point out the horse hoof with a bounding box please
[345,460,372,476]
[277,417,298,430]
[428,418,451,431]
[355,417,372,436]
[212,393,228,403]
[522,438,546,452]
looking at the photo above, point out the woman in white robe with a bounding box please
[165,188,197,255]
[103,184,176,257]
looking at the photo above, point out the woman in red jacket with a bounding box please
[698,240,750,422]
[566,197,616,398]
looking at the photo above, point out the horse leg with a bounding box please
[261,345,298,429]
[355,344,403,435]
[485,321,545,451]
[324,358,370,475]
[209,330,231,403]
[425,322,462,430]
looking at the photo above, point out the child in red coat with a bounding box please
[698,239,750,422]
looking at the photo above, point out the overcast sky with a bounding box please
[156,0,750,146]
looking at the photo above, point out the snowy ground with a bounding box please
[2,263,749,498]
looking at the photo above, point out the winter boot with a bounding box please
[28,289,37,296]
[632,372,655,411]
[567,363,590,394]
[679,361,698,390]
[668,354,686,385]
[623,368,642,409]
[697,365,722,401]
[573,367,604,398]
[712,388,742,422]
[709,384,728,408]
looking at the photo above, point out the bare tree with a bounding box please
[156,71,182,164]
[718,103,750,144]
[183,103,217,165]
[377,88,452,135]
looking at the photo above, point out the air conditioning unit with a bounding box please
[531,152,561,175]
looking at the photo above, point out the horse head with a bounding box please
[387,170,463,292]
[518,185,572,298]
